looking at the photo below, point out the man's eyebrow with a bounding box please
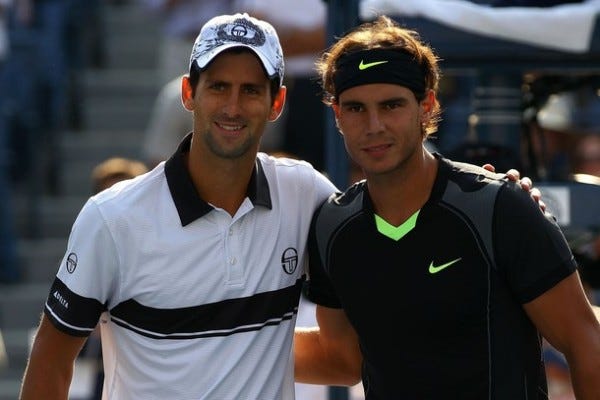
[340,96,409,107]
[241,82,266,90]
[380,96,409,104]
[339,99,364,107]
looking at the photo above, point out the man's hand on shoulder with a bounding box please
[482,164,546,213]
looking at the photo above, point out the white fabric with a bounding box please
[360,0,600,53]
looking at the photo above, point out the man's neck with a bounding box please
[367,151,437,227]
[185,151,257,217]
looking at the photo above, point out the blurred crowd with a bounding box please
[0,0,120,283]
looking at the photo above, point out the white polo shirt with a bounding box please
[44,134,337,400]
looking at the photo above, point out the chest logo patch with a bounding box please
[281,247,298,274]
[428,257,461,274]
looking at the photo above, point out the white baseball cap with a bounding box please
[189,13,284,86]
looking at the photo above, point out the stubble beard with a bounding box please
[203,128,256,159]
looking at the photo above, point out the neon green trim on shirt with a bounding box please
[374,210,420,241]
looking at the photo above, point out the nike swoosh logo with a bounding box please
[428,258,462,274]
[358,60,388,70]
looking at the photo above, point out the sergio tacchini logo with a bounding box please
[428,257,462,274]
[358,59,388,70]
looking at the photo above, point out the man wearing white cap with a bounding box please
[19,13,537,400]
[20,13,337,400]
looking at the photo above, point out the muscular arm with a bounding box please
[523,272,600,400]
[294,305,362,386]
[20,314,87,400]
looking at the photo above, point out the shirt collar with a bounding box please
[165,132,272,226]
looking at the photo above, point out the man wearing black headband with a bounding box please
[295,15,600,399]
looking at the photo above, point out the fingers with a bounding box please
[483,167,545,213]
[528,186,546,213]
[529,186,541,201]
[482,163,495,172]
[505,169,521,182]
[519,176,533,191]
[538,200,547,213]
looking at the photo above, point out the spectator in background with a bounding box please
[572,133,600,181]
[141,74,192,167]
[530,91,581,181]
[64,0,109,132]
[90,156,149,195]
[1,0,88,200]
[526,81,600,181]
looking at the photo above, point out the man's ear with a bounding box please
[181,76,194,111]
[332,104,343,135]
[332,103,341,119]
[268,86,287,121]
[421,89,435,114]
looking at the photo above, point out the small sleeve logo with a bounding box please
[66,252,78,274]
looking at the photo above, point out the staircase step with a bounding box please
[0,284,48,330]
[14,195,88,239]
[17,238,68,283]
[101,2,161,70]
[82,69,161,131]
[0,328,33,400]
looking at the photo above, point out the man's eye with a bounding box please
[346,105,362,112]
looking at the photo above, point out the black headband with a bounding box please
[333,49,426,99]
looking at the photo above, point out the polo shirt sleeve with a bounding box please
[493,182,577,304]
[44,198,119,337]
[312,168,339,204]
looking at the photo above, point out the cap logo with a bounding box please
[218,18,265,48]
[231,24,248,37]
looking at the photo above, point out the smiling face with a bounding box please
[182,49,285,161]
[334,83,434,178]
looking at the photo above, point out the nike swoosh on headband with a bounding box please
[358,60,389,70]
